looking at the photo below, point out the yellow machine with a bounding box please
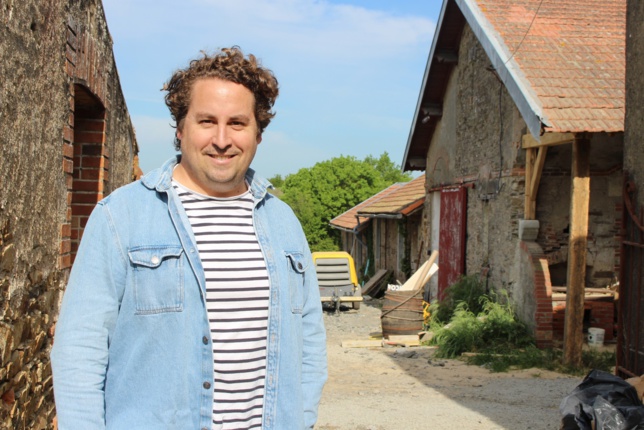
[312,251,363,312]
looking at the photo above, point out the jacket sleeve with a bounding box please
[300,245,328,429]
[50,203,126,429]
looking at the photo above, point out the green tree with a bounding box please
[364,152,411,184]
[268,174,284,189]
[278,153,412,251]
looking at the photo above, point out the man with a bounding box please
[51,46,327,430]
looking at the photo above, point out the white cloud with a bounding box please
[196,0,434,62]
[105,0,434,62]
[103,0,438,177]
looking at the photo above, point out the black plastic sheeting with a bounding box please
[560,369,644,429]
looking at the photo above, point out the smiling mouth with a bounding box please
[207,154,235,161]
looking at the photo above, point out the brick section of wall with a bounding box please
[520,241,554,349]
[61,21,109,267]
[552,300,615,342]
[71,117,106,260]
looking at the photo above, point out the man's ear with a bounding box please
[256,133,262,145]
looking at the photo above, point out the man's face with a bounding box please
[174,78,261,197]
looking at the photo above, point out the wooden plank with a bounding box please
[398,250,439,291]
[361,269,390,296]
[387,335,420,342]
[522,132,575,149]
[551,286,617,296]
[564,138,591,367]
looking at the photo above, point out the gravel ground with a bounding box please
[316,298,581,430]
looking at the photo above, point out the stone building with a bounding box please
[0,0,138,427]
[402,0,625,348]
[619,0,644,378]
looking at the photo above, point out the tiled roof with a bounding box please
[476,0,626,133]
[329,183,404,231]
[403,0,626,171]
[358,175,426,216]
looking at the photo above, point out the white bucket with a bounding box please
[588,327,605,347]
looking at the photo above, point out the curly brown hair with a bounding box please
[163,46,279,150]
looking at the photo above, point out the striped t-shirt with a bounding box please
[174,182,269,430]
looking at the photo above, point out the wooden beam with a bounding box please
[435,49,458,64]
[522,132,575,149]
[524,146,548,220]
[524,148,536,219]
[563,138,591,367]
[529,146,548,198]
[421,103,443,117]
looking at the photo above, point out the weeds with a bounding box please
[428,295,533,359]
[426,275,615,376]
[466,346,616,376]
[428,275,487,324]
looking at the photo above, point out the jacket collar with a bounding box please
[141,155,272,200]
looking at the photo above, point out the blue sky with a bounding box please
[102,0,441,178]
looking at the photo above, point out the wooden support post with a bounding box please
[524,146,548,220]
[525,148,536,220]
[530,147,548,202]
[564,138,591,367]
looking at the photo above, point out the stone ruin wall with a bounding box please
[0,0,137,428]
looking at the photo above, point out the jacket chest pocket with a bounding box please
[285,252,308,314]
[128,245,184,314]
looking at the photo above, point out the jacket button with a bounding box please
[202,336,208,345]
[297,262,303,270]
[151,256,160,265]
[203,381,211,389]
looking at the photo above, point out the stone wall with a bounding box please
[424,25,529,296]
[422,23,623,328]
[0,0,137,428]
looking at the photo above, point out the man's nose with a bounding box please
[211,126,231,149]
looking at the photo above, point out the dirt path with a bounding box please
[316,298,581,430]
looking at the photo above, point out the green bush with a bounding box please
[429,304,483,358]
[429,296,533,359]
[429,275,487,324]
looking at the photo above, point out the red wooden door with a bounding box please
[438,186,467,301]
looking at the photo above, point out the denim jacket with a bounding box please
[51,157,327,429]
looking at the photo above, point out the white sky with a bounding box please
[102,0,441,177]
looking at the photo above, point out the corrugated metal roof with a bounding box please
[358,175,426,216]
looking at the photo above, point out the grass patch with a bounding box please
[465,346,616,376]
